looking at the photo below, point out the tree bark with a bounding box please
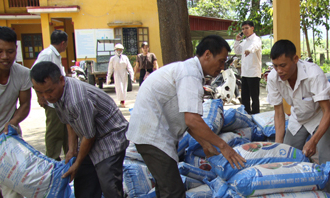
[327,18,329,60]
[157,0,193,65]
[303,23,311,58]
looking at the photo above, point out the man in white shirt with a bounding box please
[0,26,32,198]
[267,40,330,190]
[33,30,68,161]
[234,21,262,114]
[126,35,245,198]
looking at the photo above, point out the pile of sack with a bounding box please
[124,99,330,198]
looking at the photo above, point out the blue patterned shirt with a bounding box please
[55,77,129,165]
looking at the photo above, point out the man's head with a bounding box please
[114,43,124,56]
[30,61,65,103]
[241,21,254,37]
[270,40,299,81]
[0,26,17,71]
[51,30,68,53]
[141,42,149,54]
[196,35,231,77]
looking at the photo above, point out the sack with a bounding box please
[143,71,150,80]
[0,125,75,198]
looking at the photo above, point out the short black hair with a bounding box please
[30,61,62,84]
[270,40,296,60]
[196,35,231,57]
[0,26,17,44]
[242,21,254,27]
[141,42,148,48]
[51,30,68,45]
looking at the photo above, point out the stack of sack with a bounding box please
[124,99,330,197]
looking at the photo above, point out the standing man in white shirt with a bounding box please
[126,35,245,198]
[234,21,262,114]
[33,30,68,161]
[267,40,330,191]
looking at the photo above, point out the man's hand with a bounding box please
[302,140,317,158]
[2,122,18,135]
[236,34,243,41]
[65,150,77,164]
[37,96,47,108]
[220,144,246,169]
[62,162,79,182]
[244,50,250,57]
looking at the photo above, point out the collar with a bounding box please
[193,56,205,85]
[57,77,67,106]
[246,33,256,41]
[50,45,61,57]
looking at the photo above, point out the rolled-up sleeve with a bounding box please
[311,74,330,102]
[267,73,283,106]
[176,76,204,115]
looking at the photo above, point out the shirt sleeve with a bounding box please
[233,40,242,55]
[21,68,33,91]
[266,71,283,106]
[247,36,262,54]
[33,53,52,66]
[71,99,97,139]
[176,75,204,115]
[310,73,330,102]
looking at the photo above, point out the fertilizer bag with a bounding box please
[0,125,74,198]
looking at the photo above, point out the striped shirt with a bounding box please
[55,77,129,165]
[126,57,205,162]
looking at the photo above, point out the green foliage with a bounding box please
[227,0,273,37]
[188,0,238,19]
[320,60,330,73]
[262,48,271,55]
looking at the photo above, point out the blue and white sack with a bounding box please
[185,184,213,198]
[181,175,204,190]
[177,131,190,158]
[228,162,330,197]
[178,162,216,182]
[252,191,330,198]
[202,99,224,135]
[234,126,265,141]
[184,149,212,171]
[125,141,144,162]
[123,163,155,198]
[222,108,255,132]
[0,125,75,198]
[252,110,289,137]
[209,142,309,180]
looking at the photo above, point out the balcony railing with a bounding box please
[8,0,39,7]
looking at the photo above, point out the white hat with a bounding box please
[114,43,124,50]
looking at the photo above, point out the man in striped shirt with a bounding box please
[30,61,128,198]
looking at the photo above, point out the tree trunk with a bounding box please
[303,23,311,58]
[157,0,193,65]
[312,25,316,62]
[327,18,329,60]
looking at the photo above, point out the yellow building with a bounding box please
[0,0,163,72]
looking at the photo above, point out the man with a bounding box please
[33,30,68,161]
[107,43,135,108]
[0,27,32,198]
[135,42,158,85]
[30,61,129,198]
[267,40,330,190]
[234,21,262,114]
[126,35,246,198]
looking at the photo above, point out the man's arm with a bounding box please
[65,124,78,163]
[274,103,286,143]
[62,125,95,182]
[303,100,330,157]
[153,59,159,70]
[3,89,31,134]
[185,112,245,169]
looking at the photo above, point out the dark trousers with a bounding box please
[136,144,185,198]
[74,150,126,198]
[45,105,68,161]
[241,77,260,114]
[139,69,153,86]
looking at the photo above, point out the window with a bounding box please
[8,0,39,7]
[22,34,43,59]
[114,27,149,55]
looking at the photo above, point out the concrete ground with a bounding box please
[20,83,272,157]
